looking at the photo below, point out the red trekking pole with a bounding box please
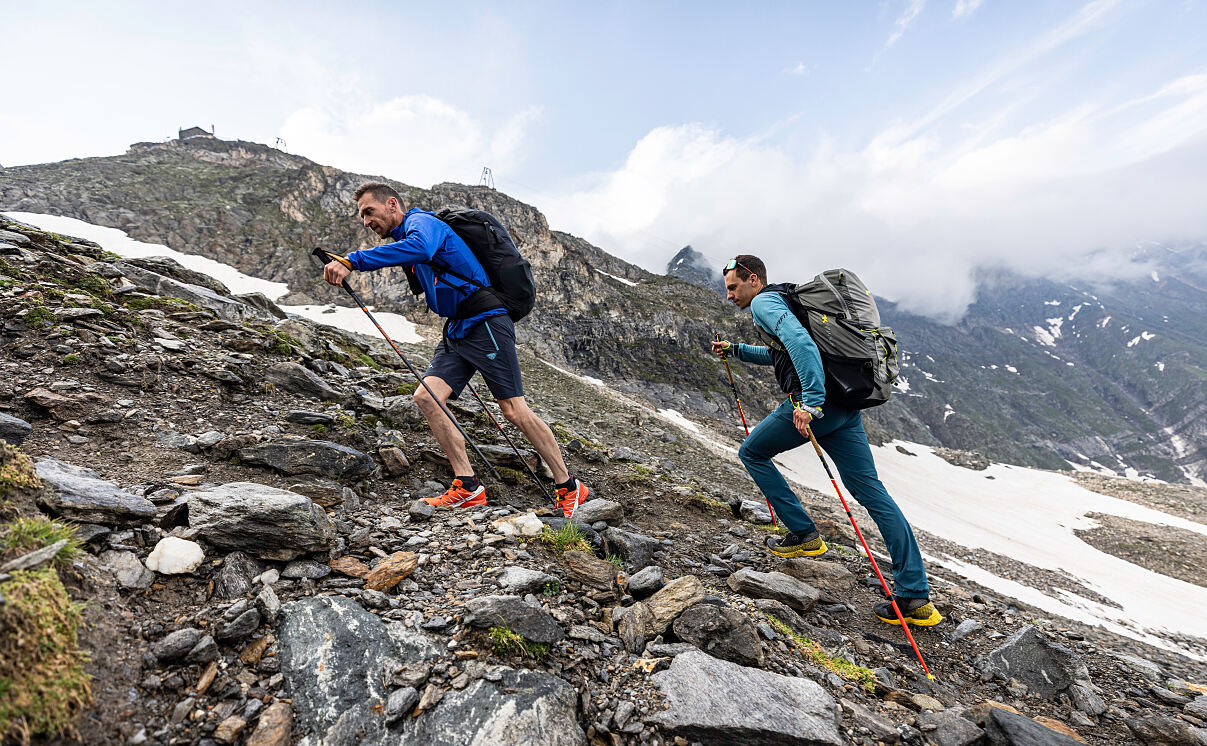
[717,334,777,527]
[805,427,934,680]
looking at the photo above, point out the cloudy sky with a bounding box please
[4,0,1206,319]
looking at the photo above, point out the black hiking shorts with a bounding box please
[425,315,524,401]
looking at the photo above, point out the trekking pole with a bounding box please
[311,248,501,482]
[463,380,555,502]
[803,426,935,680]
[716,333,751,436]
[717,333,777,527]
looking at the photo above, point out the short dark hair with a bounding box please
[353,182,401,204]
[725,254,767,284]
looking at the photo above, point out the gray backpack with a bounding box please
[779,269,900,409]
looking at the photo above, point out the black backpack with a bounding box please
[757,269,899,410]
[404,208,536,322]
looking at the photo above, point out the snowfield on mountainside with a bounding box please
[12,211,1207,661]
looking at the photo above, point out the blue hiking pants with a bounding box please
[737,399,930,599]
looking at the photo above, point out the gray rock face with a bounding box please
[979,626,1089,699]
[123,255,232,295]
[463,595,565,644]
[236,440,373,480]
[152,628,203,662]
[916,708,984,746]
[601,527,660,572]
[496,566,558,595]
[212,551,262,599]
[672,603,764,667]
[188,482,335,560]
[740,499,773,524]
[573,498,623,526]
[727,568,821,613]
[216,608,262,643]
[113,261,270,322]
[651,649,842,745]
[1068,682,1106,716]
[99,550,153,589]
[35,458,156,525]
[0,412,32,445]
[279,596,581,746]
[1187,695,1207,719]
[983,708,1081,745]
[233,291,288,319]
[265,362,340,401]
[401,667,586,746]
[286,410,335,426]
[628,565,665,598]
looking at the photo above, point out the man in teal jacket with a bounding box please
[713,255,941,627]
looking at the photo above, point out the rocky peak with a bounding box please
[667,245,724,296]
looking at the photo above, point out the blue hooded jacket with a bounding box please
[346,208,506,340]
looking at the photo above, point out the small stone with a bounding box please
[329,556,371,578]
[385,686,420,723]
[628,565,665,599]
[408,500,437,522]
[364,551,419,591]
[564,550,617,590]
[281,559,330,579]
[185,635,219,664]
[245,701,291,746]
[153,628,203,662]
[256,585,281,624]
[144,537,205,574]
[217,608,262,643]
[214,715,247,743]
[378,446,410,476]
[100,550,154,589]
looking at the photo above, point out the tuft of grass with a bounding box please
[0,517,82,566]
[542,580,561,597]
[755,523,788,535]
[688,493,730,517]
[0,568,92,740]
[334,412,356,429]
[0,445,43,501]
[489,625,549,660]
[22,305,57,329]
[311,424,328,437]
[61,353,81,366]
[766,615,878,692]
[355,353,381,370]
[496,467,524,485]
[606,554,625,572]
[395,381,418,396]
[123,295,200,313]
[534,522,593,555]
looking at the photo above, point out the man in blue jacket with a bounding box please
[324,182,589,517]
[713,255,940,627]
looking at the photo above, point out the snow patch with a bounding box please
[1098,316,1111,329]
[893,376,911,393]
[1155,361,1165,372]
[597,269,637,287]
[1151,270,1160,282]
[1126,332,1154,347]
[1068,303,1086,321]
[943,404,956,421]
[1032,325,1057,347]
[1005,365,1018,374]
[1043,300,1061,306]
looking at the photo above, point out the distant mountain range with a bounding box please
[3,135,1203,483]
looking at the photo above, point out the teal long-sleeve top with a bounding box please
[735,291,827,415]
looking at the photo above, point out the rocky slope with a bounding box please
[4,137,1205,485]
[2,217,1207,745]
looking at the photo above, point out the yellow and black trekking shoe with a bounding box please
[873,596,943,627]
[765,529,828,558]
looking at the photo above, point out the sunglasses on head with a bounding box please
[723,258,756,278]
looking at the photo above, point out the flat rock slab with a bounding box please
[651,649,842,745]
[35,458,156,525]
[563,550,617,590]
[573,498,624,526]
[645,575,707,633]
[672,602,764,667]
[979,626,1089,700]
[188,482,334,561]
[727,568,820,613]
[984,708,1082,745]
[463,595,565,644]
[237,440,374,480]
[740,499,773,524]
[266,362,340,401]
[364,551,418,591]
[780,558,854,587]
[497,566,558,594]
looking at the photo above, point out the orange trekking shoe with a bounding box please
[555,479,589,518]
[423,479,486,509]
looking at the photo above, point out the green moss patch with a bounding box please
[489,625,549,660]
[1,516,83,566]
[766,615,877,692]
[0,568,92,741]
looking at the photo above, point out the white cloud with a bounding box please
[279,95,541,188]
[543,68,1207,321]
[784,61,811,76]
[953,0,984,19]
[882,0,927,54]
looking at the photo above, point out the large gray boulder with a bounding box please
[727,568,820,613]
[265,362,340,401]
[401,667,586,746]
[601,527,660,572]
[236,440,374,480]
[279,596,584,746]
[463,595,565,644]
[35,458,156,524]
[650,649,842,745]
[978,626,1089,699]
[573,499,623,526]
[112,261,270,322]
[188,482,334,560]
[672,603,764,667]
